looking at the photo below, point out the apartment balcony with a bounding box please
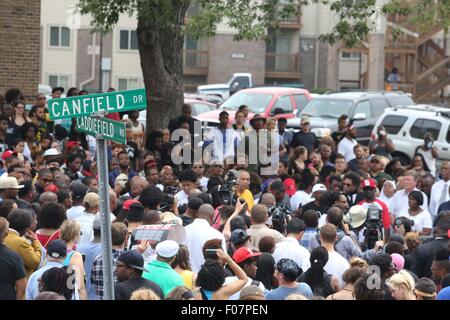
[183,49,209,76]
[278,5,302,29]
[265,53,301,80]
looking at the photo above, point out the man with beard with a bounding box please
[168,103,196,135]
[108,151,137,188]
[338,123,358,162]
[29,105,48,143]
[343,171,363,207]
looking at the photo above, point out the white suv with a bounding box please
[372,105,450,167]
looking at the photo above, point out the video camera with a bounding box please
[218,171,238,206]
[269,202,292,234]
[364,203,384,249]
[159,185,180,213]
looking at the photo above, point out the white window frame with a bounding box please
[48,25,72,49]
[46,74,73,91]
[116,77,142,90]
[117,29,139,52]
[340,51,361,60]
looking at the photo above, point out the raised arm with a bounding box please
[214,249,248,300]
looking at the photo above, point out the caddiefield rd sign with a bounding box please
[48,88,147,120]
[76,116,126,144]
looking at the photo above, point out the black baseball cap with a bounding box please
[70,183,89,201]
[47,240,67,259]
[231,229,250,245]
[117,250,148,272]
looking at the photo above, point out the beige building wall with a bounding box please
[41,0,80,89]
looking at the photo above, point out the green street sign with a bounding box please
[76,116,126,144]
[48,88,147,120]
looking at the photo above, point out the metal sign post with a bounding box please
[96,135,115,300]
[48,88,148,301]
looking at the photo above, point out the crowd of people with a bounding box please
[0,86,449,301]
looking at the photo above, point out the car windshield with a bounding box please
[299,98,353,118]
[220,92,273,114]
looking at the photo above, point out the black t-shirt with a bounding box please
[300,201,328,216]
[180,214,194,227]
[114,277,164,300]
[289,131,318,154]
[0,244,26,300]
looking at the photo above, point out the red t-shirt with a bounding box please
[36,230,61,248]
[358,199,391,229]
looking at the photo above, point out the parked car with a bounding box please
[195,87,312,127]
[371,104,450,167]
[287,91,415,145]
[135,98,217,129]
[197,73,253,100]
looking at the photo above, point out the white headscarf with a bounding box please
[378,180,396,209]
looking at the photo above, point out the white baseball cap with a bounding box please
[156,240,179,258]
[312,184,327,193]
[43,148,60,157]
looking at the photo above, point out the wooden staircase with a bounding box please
[385,15,450,102]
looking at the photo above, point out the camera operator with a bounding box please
[357,179,391,240]
[325,206,383,261]
[234,170,254,211]
[268,180,292,211]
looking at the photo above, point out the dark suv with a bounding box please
[286,91,415,145]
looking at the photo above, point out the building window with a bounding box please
[119,30,138,50]
[118,78,141,91]
[341,52,361,60]
[49,26,70,47]
[48,75,70,91]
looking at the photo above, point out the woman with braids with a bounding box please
[38,267,76,300]
[298,246,340,297]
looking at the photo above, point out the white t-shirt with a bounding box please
[66,206,85,220]
[175,190,189,206]
[318,214,327,228]
[290,190,313,211]
[397,210,433,233]
[223,277,266,300]
[337,137,357,162]
[417,148,436,177]
[272,237,311,272]
[324,251,350,287]
[199,177,209,192]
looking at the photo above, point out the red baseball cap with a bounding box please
[232,247,261,264]
[44,184,59,193]
[66,141,80,149]
[1,150,14,161]
[123,199,141,211]
[283,178,297,197]
[361,178,377,189]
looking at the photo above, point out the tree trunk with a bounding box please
[137,1,190,134]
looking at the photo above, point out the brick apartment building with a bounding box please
[0,0,41,102]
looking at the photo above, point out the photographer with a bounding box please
[326,206,382,261]
[234,170,254,211]
[357,179,391,240]
[268,180,292,211]
[415,132,438,177]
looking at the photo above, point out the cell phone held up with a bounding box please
[205,249,218,260]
